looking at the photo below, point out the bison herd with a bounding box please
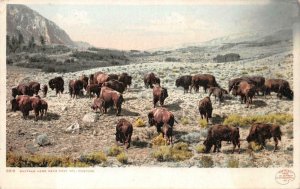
[10,71,292,152]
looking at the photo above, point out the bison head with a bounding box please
[283,88,293,100]
[175,79,180,87]
[10,99,19,112]
[11,87,18,98]
[203,139,213,153]
[48,79,55,90]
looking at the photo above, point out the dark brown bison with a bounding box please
[42,85,48,97]
[175,75,192,94]
[203,124,240,154]
[69,80,84,98]
[103,80,126,94]
[162,123,173,145]
[89,74,95,85]
[265,79,293,100]
[208,87,228,104]
[118,73,132,89]
[246,123,282,152]
[91,97,105,113]
[228,77,253,93]
[152,85,168,107]
[232,81,256,108]
[198,97,213,123]
[99,87,124,116]
[86,84,101,98]
[228,76,265,95]
[12,84,31,98]
[28,81,41,95]
[11,95,42,121]
[144,72,161,89]
[148,108,176,134]
[40,99,48,118]
[115,118,133,149]
[191,74,219,93]
[79,75,89,90]
[48,77,64,96]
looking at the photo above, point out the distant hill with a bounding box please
[7,4,75,46]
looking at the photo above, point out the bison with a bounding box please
[152,85,168,108]
[95,72,110,86]
[69,80,84,98]
[42,84,48,97]
[175,75,192,94]
[11,95,42,121]
[48,77,64,96]
[108,73,119,80]
[115,118,133,149]
[12,84,30,98]
[118,73,132,89]
[198,97,213,123]
[28,81,41,96]
[208,87,228,104]
[231,81,256,108]
[79,75,89,90]
[144,72,161,89]
[86,84,101,98]
[148,108,176,134]
[191,74,219,93]
[246,123,282,152]
[228,76,265,95]
[99,87,124,116]
[265,79,293,100]
[203,124,240,154]
[103,80,126,94]
[91,97,105,113]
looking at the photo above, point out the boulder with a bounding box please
[180,132,201,143]
[36,134,50,146]
[82,113,99,123]
[66,122,80,133]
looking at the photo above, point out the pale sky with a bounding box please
[27,1,298,50]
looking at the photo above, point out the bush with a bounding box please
[165,57,181,62]
[134,118,146,127]
[227,157,239,168]
[198,119,208,128]
[116,152,128,164]
[42,65,56,73]
[180,117,190,125]
[152,142,193,162]
[151,134,167,146]
[79,151,107,164]
[249,142,263,152]
[200,156,214,168]
[195,144,206,153]
[223,113,293,127]
[107,145,124,156]
[213,53,240,63]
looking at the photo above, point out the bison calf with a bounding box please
[198,97,213,123]
[208,87,228,104]
[116,118,133,149]
[204,124,240,154]
[152,85,168,107]
[246,123,282,152]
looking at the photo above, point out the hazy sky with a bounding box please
[27,1,298,50]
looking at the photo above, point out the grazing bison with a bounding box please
[28,81,41,95]
[86,84,101,98]
[208,87,228,104]
[99,87,124,116]
[91,97,105,113]
[148,108,176,134]
[232,81,256,108]
[11,95,42,121]
[246,123,282,152]
[203,124,240,154]
[198,97,213,123]
[162,123,173,145]
[69,80,84,98]
[118,73,132,89]
[103,80,126,94]
[191,74,219,93]
[265,79,293,100]
[144,72,161,89]
[42,85,48,97]
[175,75,192,94]
[79,75,89,90]
[115,118,133,149]
[48,77,64,96]
[152,85,168,107]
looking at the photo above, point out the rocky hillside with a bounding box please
[7,4,75,46]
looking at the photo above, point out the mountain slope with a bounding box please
[7,4,75,46]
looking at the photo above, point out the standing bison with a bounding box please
[232,81,256,108]
[208,87,228,104]
[152,85,168,107]
[115,118,133,149]
[175,75,192,94]
[86,84,101,98]
[118,73,132,89]
[148,108,176,134]
[12,84,31,98]
[191,74,219,93]
[79,75,89,90]
[48,77,64,96]
[198,97,213,123]
[265,79,293,100]
[11,95,42,121]
[228,76,265,95]
[246,123,282,152]
[203,124,240,154]
[69,80,84,98]
[144,73,161,89]
[99,87,124,116]
[28,81,41,96]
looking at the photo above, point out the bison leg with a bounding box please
[273,137,279,152]
[153,97,158,108]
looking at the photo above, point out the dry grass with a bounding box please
[223,113,293,127]
[134,117,146,127]
[116,152,128,164]
[198,119,208,128]
[195,144,206,153]
[152,142,193,162]
[227,157,239,168]
[151,134,167,146]
[200,156,214,168]
[107,145,124,157]
[180,117,190,125]
[249,142,263,152]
